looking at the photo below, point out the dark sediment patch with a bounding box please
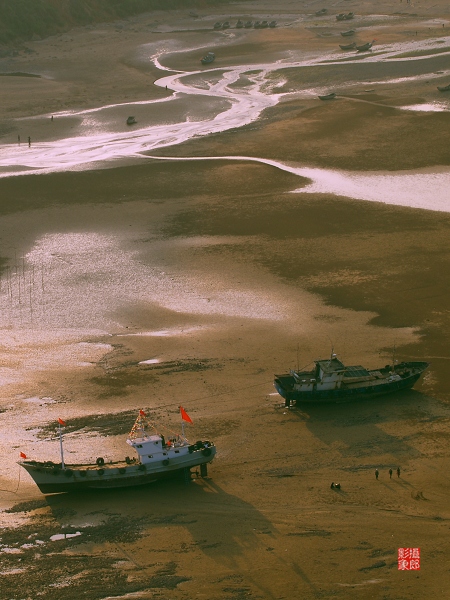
[0,71,41,77]
[0,509,189,599]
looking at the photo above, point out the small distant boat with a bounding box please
[245,20,253,28]
[236,20,244,28]
[337,12,354,21]
[356,40,375,51]
[261,20,269,28]
[339,42,356,50]
[214,22,222,29]
[126,116,136,125]
[269,20,277,28]
[315,8,328,16]
[222,21,230,29]
[254,21,261,28]
[201,51,215,65]
[437,83,450,91]
[318,92,336,100]
[341,29,355,36]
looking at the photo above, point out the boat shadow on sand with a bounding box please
[41,477,277,555]
[7,478,317,598]
[284,389,437,461]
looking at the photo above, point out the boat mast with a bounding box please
[58,423,65,469]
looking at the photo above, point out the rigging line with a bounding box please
[139,379,276,415]
[182,379,275,405]
[0,465,21,494]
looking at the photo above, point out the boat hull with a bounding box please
[274,362,429,404]
[20,445,216,494]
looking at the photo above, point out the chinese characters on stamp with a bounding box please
[398,547,420,570]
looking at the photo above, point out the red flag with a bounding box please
[20,452,27,459]
[58,418,66,427]
[180,406,193,424]
[139,409,146,417]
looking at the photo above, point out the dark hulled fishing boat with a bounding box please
[318,92,336,100]
[201,51,215,65]
[356,40,375,51]
[274,353,429,406]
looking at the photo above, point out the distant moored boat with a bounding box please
[356,40,375,51]
[318,92,336,100]
[274,352,430,405]
[337,12,354,21]
[437,83,450,91]
[201,51,215,65]
[126,116,136,125]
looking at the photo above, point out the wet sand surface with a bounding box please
[0,1,450,598]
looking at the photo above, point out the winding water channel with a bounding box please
[1,35,449,211]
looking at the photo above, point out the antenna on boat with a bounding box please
[327,336,335,364]
[296,343,300,372]
[57,418,66,469]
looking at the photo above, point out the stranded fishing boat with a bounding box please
[337,12,354,21]
[19,409,216,494]
[274,353,429,406]
[201,51,215,65]
[318,92,336,100]
[437,83,450,91]
[339,42,356,50]
[356,40,375,51]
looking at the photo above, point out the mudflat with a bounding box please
[0,1,449,598]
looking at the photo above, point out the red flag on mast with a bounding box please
[58,418,66,427]
[139,409,146,417]
[180,406,193,424]
[20,451,27,459]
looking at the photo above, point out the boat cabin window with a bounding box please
[147,455,153,458]
[137,444,143,448]
[175,450,180,454]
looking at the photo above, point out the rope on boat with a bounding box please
[0,465,21,494]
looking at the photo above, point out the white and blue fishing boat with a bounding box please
[275,353,429,405]
[19,409,216,494]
